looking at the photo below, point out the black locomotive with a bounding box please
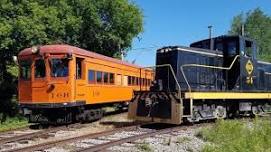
[128,35,271,124]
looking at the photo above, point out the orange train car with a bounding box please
[18,45,153,124]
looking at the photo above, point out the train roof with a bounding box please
[19,44,144,69]
[157,45,223,57]
[190,35,255,46]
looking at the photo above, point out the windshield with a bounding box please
[50,58,69,77]
[20,60,32,80]
[35,59,46,78]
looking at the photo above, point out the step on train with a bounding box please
[18,45,153,124]
[128,35,271,124]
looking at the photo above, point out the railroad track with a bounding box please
[4,123,198,152]
[0,123,83,151]
[0,109,129,148]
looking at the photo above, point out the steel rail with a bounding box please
[0,124,80,145]
[6,124,144,152]
[76,126,184,152]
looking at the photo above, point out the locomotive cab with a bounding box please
[191,36,258,90]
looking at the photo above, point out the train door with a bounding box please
[75,57,86,102]
[18,59,32,102]
[222,37,241,90]
[239,38,257,90]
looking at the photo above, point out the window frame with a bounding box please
[76,57,84,80]
[19,59,32,81]
[88,70,96,84]
[103,72,109,84]
[50,58,69,78]
[109,73,115,84]
[34,58,46,79]
[96,71,103,83]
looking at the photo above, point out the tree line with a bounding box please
[0,0,143,121]
[0,2,270,121]
[229,8,271,61]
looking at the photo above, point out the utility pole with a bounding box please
[121,50,124,61]
[208,25,214,50]
[241,24,245,36]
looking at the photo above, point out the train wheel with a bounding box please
[213,106,227,119]
[187,109,201,123]
[252,106,263,116]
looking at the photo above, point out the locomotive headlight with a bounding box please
[31,46,40,54]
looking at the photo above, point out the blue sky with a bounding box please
[125,0,271,66]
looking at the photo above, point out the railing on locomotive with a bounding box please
[142,64,182,103]
[180,55,240,93]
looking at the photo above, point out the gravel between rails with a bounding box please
[0,112,142,152]
[5,124,143,152]
[0,123,82,146]
[43,124,209,152]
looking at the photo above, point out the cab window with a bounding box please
[20,60,31,80]
[50,58,69,77]
[245,40,253,57]
[35,59,46,78]
[227,41,237,56]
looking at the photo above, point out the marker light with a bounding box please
[12,56,18,64]
[31,46,40,54]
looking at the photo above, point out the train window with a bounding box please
[76,58,83,79]
[134,77,137,85]
[116,74,122,85]
[245,40,253,57]
[227,41,237,56]
[215,42,223,51]
[128,76,132,85]
[35,59,46,78]
[132,77,135,85]
[104,72,109,84]
[20,60,31,80]
[50,58,69,77]
[109,73,115,84]
[88,70,95,83]
[96,71,103,83]
[136,77,139,85]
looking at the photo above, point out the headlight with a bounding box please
[31,46,40,54]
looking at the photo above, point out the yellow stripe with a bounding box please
[185,92,271,99]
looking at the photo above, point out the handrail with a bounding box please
[144,64,182,99]
[180,55,240,93]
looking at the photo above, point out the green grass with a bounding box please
[197,118,271,152]
[137,142,153,152]
[0,116,28,132]
[176,136,192,144]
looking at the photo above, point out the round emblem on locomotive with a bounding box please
[245,60,254,75]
